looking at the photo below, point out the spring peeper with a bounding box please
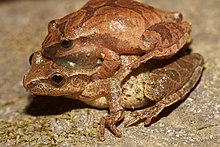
[23,51,204,141]
[41,0,192,79]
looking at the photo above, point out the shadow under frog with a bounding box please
[25,95,89,116]
[25,92,185,123]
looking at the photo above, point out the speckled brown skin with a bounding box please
[23,51,204,141]
[124,52,204,128]
[41,0,191,79]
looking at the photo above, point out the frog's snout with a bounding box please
[23,74,41,91]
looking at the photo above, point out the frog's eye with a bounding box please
[61,40,73,49]
[29,53,34,65]
[50,73,66,87]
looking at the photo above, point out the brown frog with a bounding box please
[23,51,204,141]
[41,0,192,79]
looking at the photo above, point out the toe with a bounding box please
[124,118,138,128]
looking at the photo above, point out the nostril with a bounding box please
[48,19,58,31]
[49,20,57,27]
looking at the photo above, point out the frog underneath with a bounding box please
[23,51,204,141]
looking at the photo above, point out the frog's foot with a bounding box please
[97,109,124,141]
[124,103,165,128]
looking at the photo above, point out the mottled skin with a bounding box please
[41,0,192,79]
[23,51,204,141]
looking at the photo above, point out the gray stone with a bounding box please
[0,0,219,146]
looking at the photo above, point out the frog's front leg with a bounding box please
[129,21,192,69]
[93,48,120,79]
[125,53,204,127]
[98,94,124,141]
[82,79,124,141]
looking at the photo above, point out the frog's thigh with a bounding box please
[141,21,192,59]
[145,53,204,102]
[144,63,203,118]
[128,21,192,69]
[157,58,204,105]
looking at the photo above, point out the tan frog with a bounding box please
[41,0,192,79]
[23,51,204,141]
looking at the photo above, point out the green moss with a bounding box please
[0,115,96,146]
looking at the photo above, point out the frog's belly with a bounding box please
[84,95,150,109]
[84,70,151,109]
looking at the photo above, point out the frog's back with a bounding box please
[60,0,179,42]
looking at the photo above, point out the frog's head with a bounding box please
[42,31,103,70]
[41,8,104,71]
[23,51,97,99]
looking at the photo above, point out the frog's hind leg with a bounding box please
[128,21,192,69]
[124,57,204,128]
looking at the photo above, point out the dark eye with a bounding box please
[29,53,34,65]
[50,73,65,87]
[61,40,72,48]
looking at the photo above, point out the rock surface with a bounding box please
[0,0,219,146]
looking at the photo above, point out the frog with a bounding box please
[41,0,192,79]
[23,50,204,141]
